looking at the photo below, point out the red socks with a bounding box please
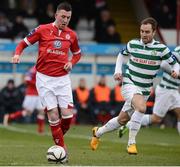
[49,120,64,147]
[60,117,72,135]
[8,110,23,121]
[37,117,45,134]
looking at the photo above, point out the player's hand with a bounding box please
[12,55,20,64]
[171,70,178,78]
[114,73,122,82]
[64,62,72,72]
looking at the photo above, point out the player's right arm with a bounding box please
[12,26,41,64]
[114,52,123,82]
[12,40,28,63]
[114,44,130,82]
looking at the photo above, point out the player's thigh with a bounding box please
[35,96,45,111]
[40,91,58,110]
[122,84,147,113]
[57,84,73,108]
[132,94,146,112]
[23,96,36,112]
[153,87,171,117]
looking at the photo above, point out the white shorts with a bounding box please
[23,95,44,113]
[153,85,180,117]
[36,72,73,110]
[121,84,149,116]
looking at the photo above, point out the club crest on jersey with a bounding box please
[54,40,61,48]
[65,34,70,40]
[151,50,157,56]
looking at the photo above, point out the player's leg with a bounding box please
[118,85,168,138]
[41,91,64,147]
[127,94,146,154]
[90,102,131,150]
[3,109,27,126]
[36,73,64,147]
[37,109,45,134]
[57,79,74,135]
[59,108,73,135]
[170,91,180,135]
[47,107,64,147]
[36,97,45,134]
[172,108,180,135]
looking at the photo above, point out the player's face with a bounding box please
[140,23,155,44]
[55,9,72,29]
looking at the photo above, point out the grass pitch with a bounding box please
[0,124,179,166]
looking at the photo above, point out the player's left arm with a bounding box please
[161,48,179,78]
[64,33,81,72]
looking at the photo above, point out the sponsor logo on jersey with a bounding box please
[54,40,61,48]
[132,57,157,65]
[47,49,65,55]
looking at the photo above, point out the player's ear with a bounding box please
[55,13,57,19]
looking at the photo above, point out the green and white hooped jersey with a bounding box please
[175,46,180,53]
[159,46,180,90]
[122,39,176,96]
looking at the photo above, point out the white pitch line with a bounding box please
[0,124,176,147]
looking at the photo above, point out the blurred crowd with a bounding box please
[0,0,121,43]
[145,0,176,28]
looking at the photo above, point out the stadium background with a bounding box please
[0,0,180,166]
[0,0,179,88]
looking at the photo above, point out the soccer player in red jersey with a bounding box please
[12,2,82,152]
[4,66,45,134]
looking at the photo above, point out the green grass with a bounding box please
[0,124,180,166]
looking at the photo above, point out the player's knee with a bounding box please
[153,117,162,124]
[47,108,59,122]
[118,114,130,125]
[137,104,146,113]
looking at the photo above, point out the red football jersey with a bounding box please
[24,23,81,76]
[25,66,38,96]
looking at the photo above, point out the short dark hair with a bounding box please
[141,17,158,31]
[56,2,72,12]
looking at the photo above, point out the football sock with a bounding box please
[128,111,144,145]
[60,117,72,135]
[177,121,180,135]
[141,114,151,126]
[96,116,121,137]
[8,110,23,121]
[37,114,45,133]
[49,119,64,147]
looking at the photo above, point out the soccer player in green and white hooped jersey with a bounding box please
[90,17,180,154]
[120,46,180,136]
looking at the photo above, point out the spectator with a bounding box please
[37,3,55,24]
[1,79,21,126]
[94,8,115,43]
[11,15,29,40]
[90,75,111,124]
[73,78,95,124]
[102,23,121,43]
[0,12,12,38]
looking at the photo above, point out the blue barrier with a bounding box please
[0,42,176,55]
